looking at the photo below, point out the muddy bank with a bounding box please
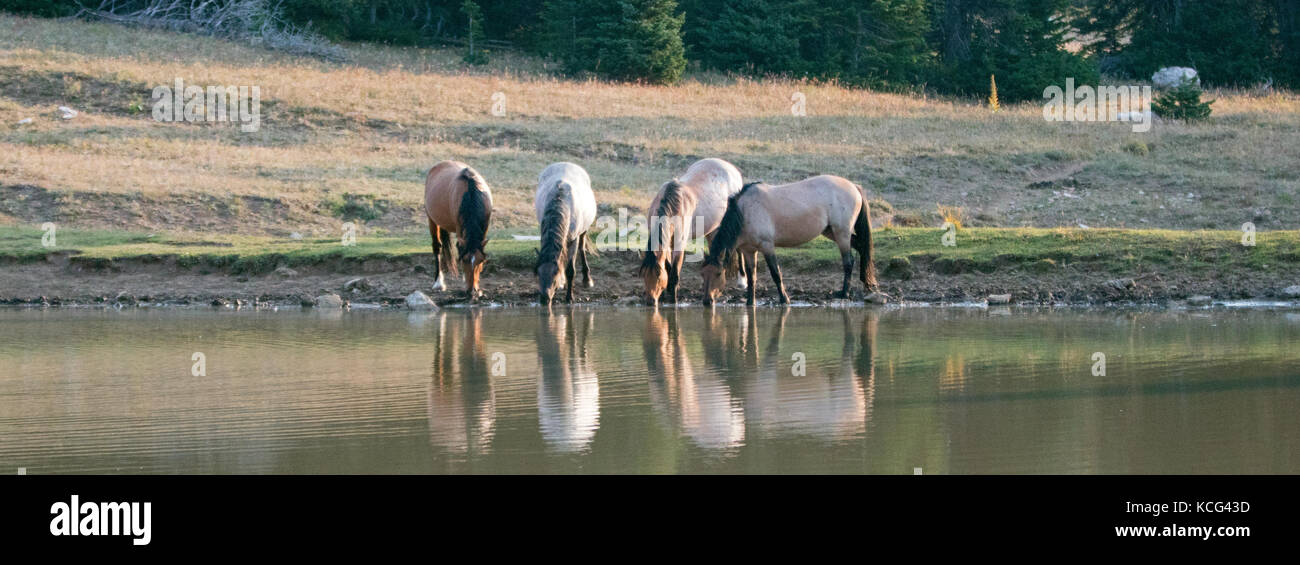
[3,252,1298,308]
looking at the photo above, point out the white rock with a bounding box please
[1282,285,1300,298]
[1187,295,1213,306]
[58,106,78,120]
[289,232,303,240]
[343,277,369,292]
[405,291,438,310]
[1152,67,1200,89]
[314,293,344,308]
[987,294,1012,304]
[16,117,33,125]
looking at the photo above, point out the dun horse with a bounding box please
[425,160,493,299]
[638,158,746,306]
[534,162,597,305]
[701,175,877,306]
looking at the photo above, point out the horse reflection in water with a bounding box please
[642,309,745,451]
[536,310,600,453]
[426,310,496,458]
[728,309,879,442]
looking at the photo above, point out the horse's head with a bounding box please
[458,241,487,299]
[700,258,726,307]
[536,250,562,306]
[638,251,668,306]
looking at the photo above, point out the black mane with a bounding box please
[704,183,756,266]
[639,180,683,275]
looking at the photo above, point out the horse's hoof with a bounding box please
[432,278,445,291]
[583,278,594,289]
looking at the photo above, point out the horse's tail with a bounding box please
[457,166,492,260]
[538,182,572,268]
[851,183,877,290]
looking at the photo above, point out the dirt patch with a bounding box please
[0,183,423,236]
[0,65,154,118]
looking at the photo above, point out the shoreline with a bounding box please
[4,226,1300,309]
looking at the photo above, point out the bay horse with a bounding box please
[701,175,877,306]
[425,160,493,299]
[638,158,746,306]
[534,162,597,305]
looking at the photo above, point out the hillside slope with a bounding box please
[3,13,1299,239]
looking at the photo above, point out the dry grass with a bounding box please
[2,13,1300,237]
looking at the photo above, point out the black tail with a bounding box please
[457,167,492,260]
[538,182,572,269]
[851,184,877,290]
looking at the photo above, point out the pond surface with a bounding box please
[2,306,1299,474]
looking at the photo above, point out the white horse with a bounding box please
[638,158,747,305]
[534,162,598,305]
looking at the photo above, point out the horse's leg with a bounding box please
[565,240,578,303]
[763,246,789,305]
[836,250,854,298]
[429,219,444,291]
[743,253,754,292]
[830,225,854,298]
[578,233,594,288]
[744,250,758,305]
[666,248,685,304]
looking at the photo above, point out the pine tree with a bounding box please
[542,0,687,84]
[1152,84,1214,121]
[462,0,489,64]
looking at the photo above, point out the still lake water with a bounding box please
[2,306,1298,474]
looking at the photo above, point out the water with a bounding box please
[2,306,1298,474]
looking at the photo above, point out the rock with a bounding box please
[615,295,640,305]
[289,232,303,240]
[58,106,78,120]
[865,291,889,305]
[115,291,136,304]
[1151,67,1200,89]
[16,117,33,125]
[274,266,299,278]
[314,293,344,308]
[343,277,370,292]
[884,256,913,280]
[299,295,315,307]
[210,298,229,307]
[405,291,438,310]
[987,293,1012,304]
[1282,285,1300,298]
[1107,278,1136,291]
[1187,295,1213,306]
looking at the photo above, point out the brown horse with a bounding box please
[638,158,745,306]
[701,175,876,305]
[425,160,493,299]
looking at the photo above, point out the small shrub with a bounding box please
[1122,140,1149,156]
[326,193,388,223]
[1152,84,1214,121]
